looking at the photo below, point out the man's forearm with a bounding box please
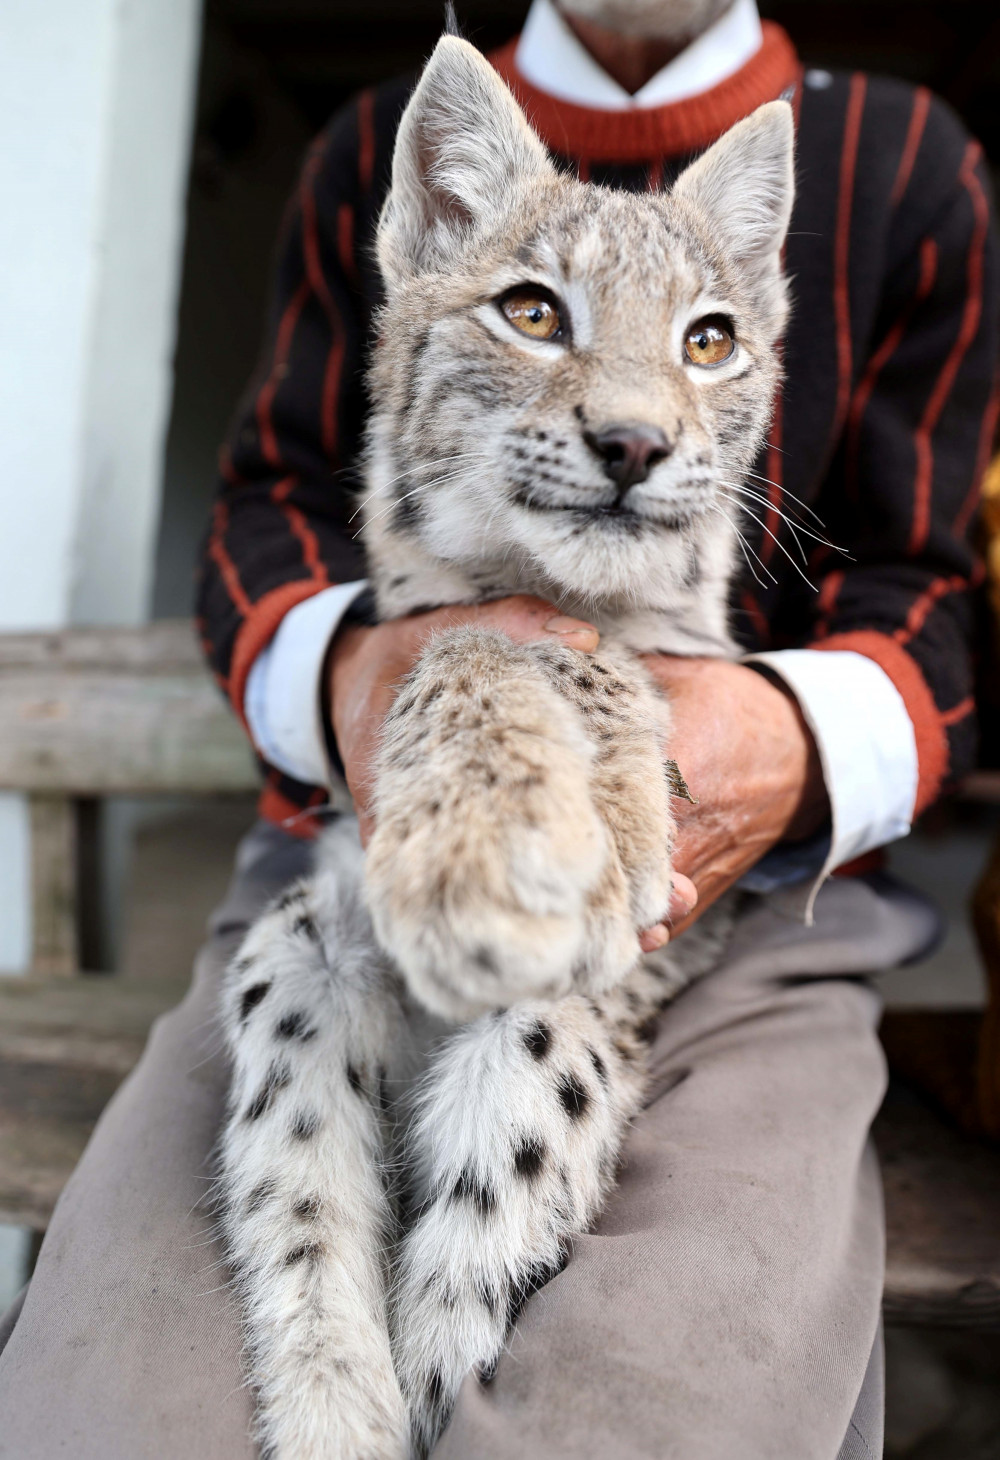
[640,655,828,930]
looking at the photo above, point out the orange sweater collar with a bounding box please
[490,22,799,163]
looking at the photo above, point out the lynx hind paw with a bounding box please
[392,997,648,1454]
[254,1368,409,1460]
[221,855,411,1460]
[365,628,609,1021]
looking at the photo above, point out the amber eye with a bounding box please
[499,288,563,341]
[684,316,735,367]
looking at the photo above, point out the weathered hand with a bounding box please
[328,595,600,844]
[326,596,697,939]
[640,655,829,936]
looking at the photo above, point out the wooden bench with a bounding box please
[0,974,189,1229]
[0,621,257,973]
[0,621,256,1226]
[0,621,998,1334]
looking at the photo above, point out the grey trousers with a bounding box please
[0,822,936,1459]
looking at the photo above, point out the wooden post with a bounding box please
[29,793,78,976]
[972,827,1000,1139]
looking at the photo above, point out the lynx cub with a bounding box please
[219,35,794,1460]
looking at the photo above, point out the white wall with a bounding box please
[0,0,118,630]
[71,0,203,624]
[0,0,202,969]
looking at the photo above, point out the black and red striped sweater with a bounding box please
[197,23,999,832]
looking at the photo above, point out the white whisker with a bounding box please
[718,488,820,591]
[718,481,850,562]
[352,465,488,539]
[348,452,490,522]
[743,470,828,529]
[708,501,777,589]
[719,482,811,564]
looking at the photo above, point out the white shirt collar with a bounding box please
[515,0,763,111]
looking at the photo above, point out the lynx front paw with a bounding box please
[523,641,676,996]
[365,629,608,1021]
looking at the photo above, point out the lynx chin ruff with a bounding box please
[218,35,794,1459]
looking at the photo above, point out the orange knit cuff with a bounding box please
[228,579,332,729]
[258,782,326,840]
[810,630,949,815]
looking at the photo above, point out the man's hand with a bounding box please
[328,606,814,949]
[327,596,600,844]
[640,656,829,935]
[330,600,701,932]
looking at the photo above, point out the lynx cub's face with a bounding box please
[364,37,793,634]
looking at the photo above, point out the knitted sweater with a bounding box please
[196,23,999,831]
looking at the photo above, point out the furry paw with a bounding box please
[390,998,646,1454]
[220,849,412,1460]
[529,641,676,995]
[365,629,609,1020]
[255,1362,409,1460]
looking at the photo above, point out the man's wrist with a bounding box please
[745,662,828,842]
[322,619,373,779]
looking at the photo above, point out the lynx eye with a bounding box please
[684,316,735,367]
[499,288,562,341]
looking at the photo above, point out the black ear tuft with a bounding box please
[443,2,462,37]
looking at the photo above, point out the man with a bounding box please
[0,3,995,1457]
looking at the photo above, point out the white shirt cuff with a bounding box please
[244,581,370,788]
[515,0,762,110]
[746,648,919,918]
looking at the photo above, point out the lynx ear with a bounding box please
[672,101,795,323]
[378,35,556,283]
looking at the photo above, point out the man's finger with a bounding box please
[669,873,698,923]
[422,595,600,652]
[638,873,699,952]
[639,923,670,953]
[357,807,375,848]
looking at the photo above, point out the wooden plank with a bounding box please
[0,973,189,1058]
[0,621,258,794]
[29,794,78,976]
[0,975,188,1228]
[971,830,1000,1137]
[878,1081,1000,1327]
[0,620,206,669]
[880,1008,982,1133]
[0,1062,123,1230]
[958,770,1000,803]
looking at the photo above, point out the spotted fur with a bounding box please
[219,34,793,1459]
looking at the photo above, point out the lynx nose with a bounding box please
[585,423,672,494]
